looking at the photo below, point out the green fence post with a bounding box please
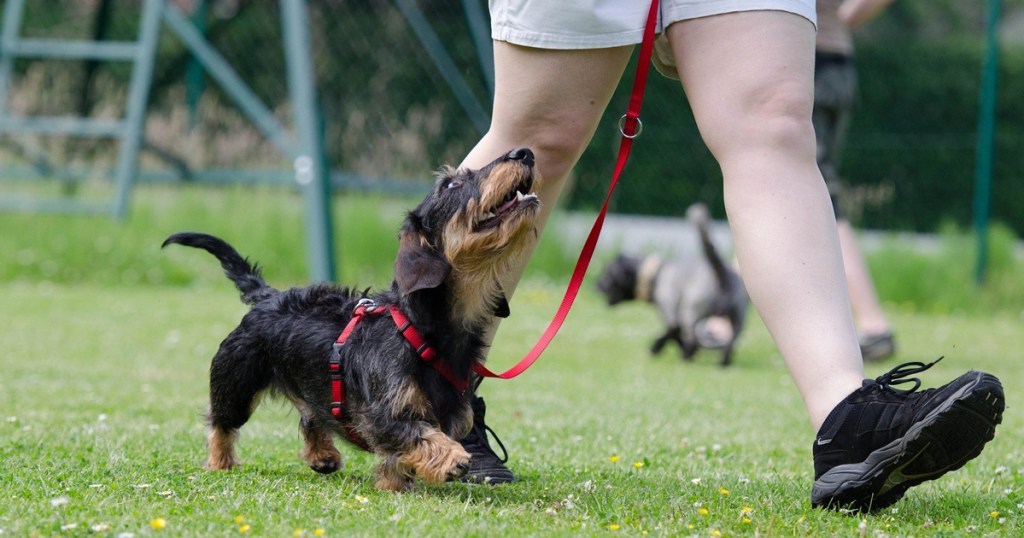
[973,0,1001,284]
[282,0,336,283]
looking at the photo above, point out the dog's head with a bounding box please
[394,148,541,323]
[596,254,641,306]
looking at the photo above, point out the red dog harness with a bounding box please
[328,299,470,446]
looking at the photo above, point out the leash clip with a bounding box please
[618,114,643,139]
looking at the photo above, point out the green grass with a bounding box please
[1,185,1022,536]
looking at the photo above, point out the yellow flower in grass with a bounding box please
[609,455,621,463]
[151,518,167,530]
[990,511,1000,519]
[235,515,246,524]
[718,487,730,495]
[633,461,644,469]
[698,507,709,516]
[292,529,305,537]
[608,524,621,530]
[711,530,722,537]
[239,524,251,533]
[314,529,326,536]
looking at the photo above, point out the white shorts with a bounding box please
[489,0,817,78]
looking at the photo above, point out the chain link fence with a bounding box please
[2,0,1022,234]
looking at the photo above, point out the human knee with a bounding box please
[519,121,591,181]
[744,83,815,152]
[708,83,815,159]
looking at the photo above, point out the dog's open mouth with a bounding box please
[476,176,538,229]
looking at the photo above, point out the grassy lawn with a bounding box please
[2,280,1022,537]
[1,185,1022,536]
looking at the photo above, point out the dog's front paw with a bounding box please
[446,453,471,481]
[398,430,472,485]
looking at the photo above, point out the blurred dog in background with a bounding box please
[596,204,748,366]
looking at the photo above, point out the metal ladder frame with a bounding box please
[0,0,335,281]
[0,0,162,217]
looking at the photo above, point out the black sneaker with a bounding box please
[811,358,1003,512]
[459,394,515,484]
[859,331,896,362]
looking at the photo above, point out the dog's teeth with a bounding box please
[479,211,495,223]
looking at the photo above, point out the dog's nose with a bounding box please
[507,148,534,167]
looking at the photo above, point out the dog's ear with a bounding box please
[394,229,451,296]
[493,293,510,318]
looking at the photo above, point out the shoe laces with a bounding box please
[467,378,509,463]
[470,423,509,464]
[874,356,943,393]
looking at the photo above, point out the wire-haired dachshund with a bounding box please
[163,148,540,491]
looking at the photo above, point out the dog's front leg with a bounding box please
[396,428,471,485]
[375,454,416,492]
[369,421,471,491]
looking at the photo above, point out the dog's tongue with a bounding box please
[495,194,519,216]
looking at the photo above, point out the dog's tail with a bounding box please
[162,232,275,305]
[686,204,731,292]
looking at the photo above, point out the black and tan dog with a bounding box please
[162,148,540,491]
[596,204,748,366]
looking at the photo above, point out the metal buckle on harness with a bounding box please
[329,342,344,417]
[355,297,382,315]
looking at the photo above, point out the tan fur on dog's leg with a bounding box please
[398,430,471,484]
[205,427,240,470]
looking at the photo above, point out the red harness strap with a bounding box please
[387,305,469,392]
[329,299,470,437]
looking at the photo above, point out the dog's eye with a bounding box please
[445,179,462,190]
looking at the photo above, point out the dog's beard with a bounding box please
[443,204,537,329]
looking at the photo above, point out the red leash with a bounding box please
[474,0,660,380]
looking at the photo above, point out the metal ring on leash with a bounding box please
[618,114,643,139]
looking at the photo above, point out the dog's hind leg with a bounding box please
[720,342,735,367]
[204,332,272,471]
[680,328,699,361]
[294,401,343,474]
[650,326,680,356]
[678,308,702,361]
[358,381,471,489]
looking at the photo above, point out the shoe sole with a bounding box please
[811,371,1004,512]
